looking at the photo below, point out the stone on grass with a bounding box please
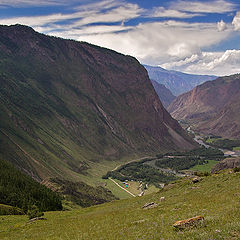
[142,202,158,210]
[192,177,202,183]
[29,217,47,223]
[173,216,204,229]
[160,197,165,202]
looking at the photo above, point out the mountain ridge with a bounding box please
[144,65,217,96]
[151,80,176,108]
[0,24,195,183]
[168,74,240,139]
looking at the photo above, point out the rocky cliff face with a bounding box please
[168,74,240,139]
[151,80,176,108]
[0,24,195,182]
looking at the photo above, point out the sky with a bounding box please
[0,0,240,76]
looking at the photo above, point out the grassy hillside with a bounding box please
[1,170,240,239]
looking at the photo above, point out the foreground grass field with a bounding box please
[1,171,240,240]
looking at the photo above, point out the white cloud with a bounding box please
[0,1,142,28]
[0,0,70,7]
[0,0,238,76]
[162,50,240,76]
[0,13,82,26]
[72,3,143,27]
[232,11,240,30]
[217,20,227,31]
[149,7,202,19]
[167,42,201,58]
[47,25,133,37]
[63,21,231,66]
[171,0,236,13]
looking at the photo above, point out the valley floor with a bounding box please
[1,171,240,240]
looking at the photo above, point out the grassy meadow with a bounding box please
[1,171,240,240]
[189,160,219,172]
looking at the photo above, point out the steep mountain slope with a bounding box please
[145,65,216,96]
[151,80,176,108]
[168,74,240,139]
[0,24,195,183]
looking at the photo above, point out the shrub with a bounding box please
[27,205,44,220]
[233,167,240,173]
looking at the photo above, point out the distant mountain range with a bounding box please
[151,80,176,108]
[0,24,195,183]
[144,65,217,96]
[168,74,240,139]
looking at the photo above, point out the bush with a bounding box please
[27,205,44,220]
[0,204,24,215]
[194,171,211,177]
[233,167,240,173]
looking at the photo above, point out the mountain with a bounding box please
[0,24,195,184]
[151,80,176,108]
[168,74,240,139]
[144,65,217,96]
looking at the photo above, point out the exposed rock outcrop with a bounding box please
[211,157,240,173]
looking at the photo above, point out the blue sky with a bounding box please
[0,0,240,76]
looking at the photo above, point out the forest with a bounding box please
[0,158,62,213]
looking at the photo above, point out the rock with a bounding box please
[173,216,204,229]
[142,202,158,210]
[192,177,201,183]
[29,217,47,223]
[132,219,146,224]
[160,197,165,202]
[211,157,240,174]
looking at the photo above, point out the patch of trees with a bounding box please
[205,138,240,151]
[165,147,224,158]
[0,159,62,213]
[103,161,177,186]
[155,157,208,171]
[155,147,224,171]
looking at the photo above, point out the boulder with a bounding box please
[173,216,204,229]
[160,197,165,202]
[192,177,202,183]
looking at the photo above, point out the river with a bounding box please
[194,135,240,157]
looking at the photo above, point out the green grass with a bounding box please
[103,179,131,199]
[0,204,23,216]
[205,138,217,144]
[189,160,219,172]
[233,147,240,151]
[1,171,240,239]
